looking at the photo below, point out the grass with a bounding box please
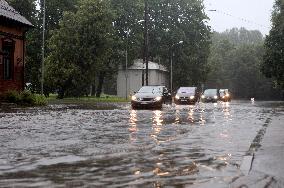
[47,94,130,104]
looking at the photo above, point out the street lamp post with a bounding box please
[41,0,46,95]
[125,29,130,99]
[143,0,149,86]
[170,41,183,92]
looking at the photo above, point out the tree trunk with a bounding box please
[57,87,64,99]
[96,71,105,98]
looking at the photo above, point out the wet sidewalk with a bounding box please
[232,113,284,187]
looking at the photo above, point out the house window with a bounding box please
[2,39,14,80]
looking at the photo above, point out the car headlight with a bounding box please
[175,95,180,99]
[214,95,218,99]
[190,96,195,100]
[155,96,162,101]
[222,96,225,98]
[201,95,205,99]
[131,96,137,101]
[226,94,230,97]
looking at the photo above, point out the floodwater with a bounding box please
[0,101,279,187]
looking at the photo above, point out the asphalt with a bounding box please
[232,113,284,188]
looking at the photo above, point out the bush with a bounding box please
[34,94,48,106]
[3,90,47,106]
[21,90,36,105]
[4,90,21,103]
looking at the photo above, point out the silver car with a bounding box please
[131,86,171,109]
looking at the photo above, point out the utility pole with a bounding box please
[125,30,129,99]
[143,0,149,86]
[41,0,46,95]
[170,41,183,92]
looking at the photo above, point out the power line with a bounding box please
[207,9,271,30]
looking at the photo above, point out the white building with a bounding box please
[117,59,169,98]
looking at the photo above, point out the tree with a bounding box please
[45,0,211,97]
[111,0,144,63]
[207,28,282,99]
[262,0,284,89]
[6,0,37,22]
[148,0,211,89]
[45,0,117,98]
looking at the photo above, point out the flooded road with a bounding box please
[0,101,281,187]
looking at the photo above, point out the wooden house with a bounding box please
[0,0,32,93]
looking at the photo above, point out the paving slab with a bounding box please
[232,114,284,188]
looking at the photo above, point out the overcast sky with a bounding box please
[204,0,275,36]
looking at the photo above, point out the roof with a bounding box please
[126,59,168,72]
[0,0,33,27]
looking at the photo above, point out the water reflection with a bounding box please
[0,102,275,187]
[153,110,163,126]
[188,106,195,123]
[129,110,137,128]
[221,102,231,120]
[198,104,206,125]
[151,110,163,143]
[175,109,180,124]
[129,110,138,141]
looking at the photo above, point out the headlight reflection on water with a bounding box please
[175,109,180,124]
[199,103,206,125]
[151,110,164,143]
[129,110,138,142]
[222,102,231,121]
[188,106,195,123]
[129,110,137,127]
[153,110,163,126]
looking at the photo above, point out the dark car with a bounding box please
[201,89,219,103]
[131,86,171,109]
[174,87,199,105]
[219,89,231,102]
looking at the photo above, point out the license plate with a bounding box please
[141,102,148,105]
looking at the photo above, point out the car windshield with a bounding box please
[219,89,228,96]
[204,89,217,96]
[138,86,162,94]
[177,87,195,94]
[219,89,227,97]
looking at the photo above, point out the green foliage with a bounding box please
[5,0,37,23]
[111,0,144,64]
[3,91,47,106]
[212,27,263,46]
[207,28,282,99]
[4,90,21,104]
[262,0,284,89]
[48,94,129,103]
[38,0,79,31]
[34,94,48,106]
[148,0,211,88]
[6,0,80,94]
[21,90,36,104]
[8,0,211,97]
[45,0,117,98]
